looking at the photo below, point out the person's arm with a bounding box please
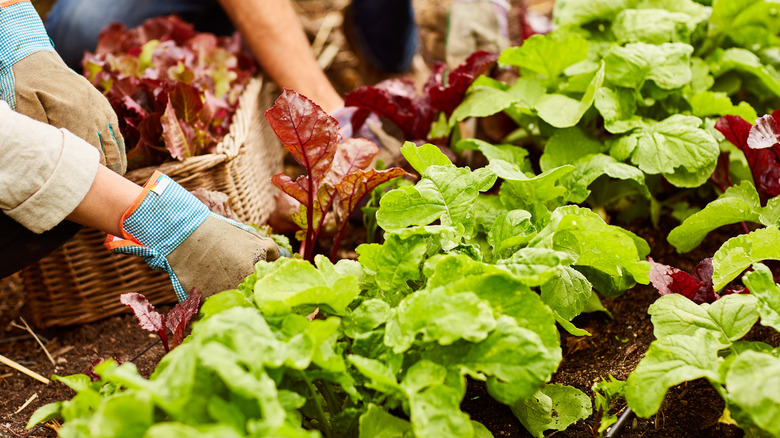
[217,0,344,113]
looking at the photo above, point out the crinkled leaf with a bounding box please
[410,384,474,438]
[625,330,723,418]
[713,226,780,290]
[648,294,758,349]
[540,266,592,321]
[540,127,606,171]
[612,9,699,44]
[594,87,644,134]
[611,115,719,187]
[357,232,428,292]
[488,210,536,259]
[688,92,757,122]
[400,142,453,174]
[725,351,780,436]
[160,98,195,159]
[252,257,359,316]
[498,32,588,83]
[511,384,592,438]
[741,263,780,331]
[359,404,412,438]
[604,42,693,90]
[553,0,635,27]
[494,247,572,287]
[385,288,496,353]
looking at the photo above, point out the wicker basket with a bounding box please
[21,77,283,328]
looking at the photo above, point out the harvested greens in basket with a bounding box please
[82,15,257,169]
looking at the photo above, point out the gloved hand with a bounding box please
[0,1,126,173]
[446,0,510,67]
[105,171,283,300]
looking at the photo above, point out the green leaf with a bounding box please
[385,288,496,353]
[511,384,592,438]
[687,91,757,122]
[594,87,645,134]
[540,127,606,172]
[450,86,520,126]
[144,423,245,438]
[348,355,404,398]
[400,142,453,174]
[742,263,780,332]
[253,257,360,316]
[410,384,474,438]
[498,32,589,82]
[357,232,428,292]
[553,0,637,27]
[359,404,413,438]
[708,48,780,98]
[564,153,650,204]
[713,226,780,290]
[668,181,763,252]
[488,210,536,259]
[343,299,392,338]
[610,115,719,187]
[541,266,593,321]
[535,63,605,128]
[625,330,723,418]
[583,291,613,317]
[612,9,698,44]
[604,42,693,90]
[495,247,572,287]
[725,351,780,436]
[376,165,497,234]
[648,294,758,349]
[27,402,63,429]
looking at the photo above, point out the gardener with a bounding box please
[43,0,419,115]
[0,0,281,300]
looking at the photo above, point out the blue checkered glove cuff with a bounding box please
[0,1,54,108]
[106,172,211,301]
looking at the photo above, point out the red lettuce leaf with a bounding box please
[344,78,436,141]
[120,292,169,351]
[715,112,780,203]
[85,356,122,382]
[165,288,201,349]
[425,51,499,117]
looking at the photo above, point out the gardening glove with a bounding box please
[446,0,510,67]
[105,171,284,300]
[0,1,126,174]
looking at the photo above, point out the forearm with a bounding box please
[217,0,343,113]
[0,101,100,233]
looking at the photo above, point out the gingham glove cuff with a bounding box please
[105,172,210,301]
[0,1,55,109]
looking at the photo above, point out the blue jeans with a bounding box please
[45,0,233,69]
[46,0,417,73]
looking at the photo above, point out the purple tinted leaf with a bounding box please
[710,153,733,193]
[344,78,436,141]
[85,356,122,382]
[120,292,169,351]
[648,258,717,304]
[266,89,340,189]
[169,83,203,124]
[166,287,201,349]
[748,114,780,149]
[426,51,499,117]
[335,167,410,219]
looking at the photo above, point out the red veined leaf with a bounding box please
[335,167,411,220]
[120,292,169,351]
[748,114,780,150]
[265,89,340,189]
[328,138,378,184]
[648,258,718,304]
[344,78,437,141]
[425,50,499,117]
[166,288,201,349]
[715,115,752,151]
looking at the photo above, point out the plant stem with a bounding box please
[300,372,332,438]
[330,221,349,263]
[316,380,342,417]
[740,221,750,235]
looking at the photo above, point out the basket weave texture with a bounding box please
[21,77,282,328]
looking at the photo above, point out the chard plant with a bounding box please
[265,89,410,262]
[120,288,201,353]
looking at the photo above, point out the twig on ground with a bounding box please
[0,353,50,385]
[8,322,49,344]
[13,393,37,415]
[18,317,55,367]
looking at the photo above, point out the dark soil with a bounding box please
[3,1,780,438]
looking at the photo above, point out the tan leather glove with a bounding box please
[105,172,282,300]
[13,50,127,174]
[446,0,510,67]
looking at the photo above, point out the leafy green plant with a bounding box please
[120,288,201,353]
[447,0,780,223]
[624,262,780,436]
